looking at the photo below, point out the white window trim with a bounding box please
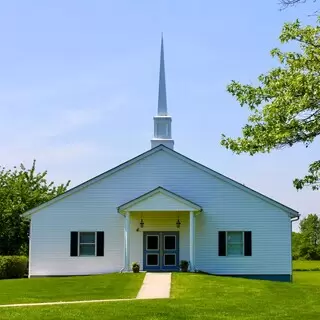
[78,231,97,257]
[226,231,244,257]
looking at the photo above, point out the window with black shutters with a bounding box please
[70,231,104,257]
[218,231,252,257]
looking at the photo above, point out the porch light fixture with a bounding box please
[176,218,181,228]
[140,218,144,228]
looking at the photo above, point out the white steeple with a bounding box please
[158,35,167,116]
[151,35,174,149]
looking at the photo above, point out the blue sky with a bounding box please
[0,1,318,230]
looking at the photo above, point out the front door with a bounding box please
[143,232,179,271]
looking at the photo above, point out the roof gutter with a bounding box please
[291,214,300,222]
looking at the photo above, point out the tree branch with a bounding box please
[280,0,314,8]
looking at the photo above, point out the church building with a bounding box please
[24,37,299,281]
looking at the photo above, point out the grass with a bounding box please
[0,273,144,305]
[293,260,320,271]
[293,271,320,286]
[1,272,320,319]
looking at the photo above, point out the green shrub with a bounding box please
[0,256,28,279]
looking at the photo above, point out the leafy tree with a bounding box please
[0,160,70,255]
[298,213,320,259]
[221,18,320,190]
[292,231,302,259]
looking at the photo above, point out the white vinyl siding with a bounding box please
[29,149,292,277]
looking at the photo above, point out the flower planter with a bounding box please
[179,260,189,272]
[132,262,140,273]
[132,266,140,273]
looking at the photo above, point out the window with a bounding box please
[164,254,176,266]
[147,254,159,266]
[79,232,96,256]
[227,231,243,256]
[146,235,159,250]
[164,235,176,250]
[70,231,104,257]
[218,231,252,257]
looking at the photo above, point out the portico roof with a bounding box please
[117,186,202,214]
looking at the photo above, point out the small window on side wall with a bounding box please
[70,231,104,257]
[218,231,252,257]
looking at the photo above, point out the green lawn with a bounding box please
[293,271,320,286]
[293,260,320,271]
[0,273,144,305]
[1,272,320,319]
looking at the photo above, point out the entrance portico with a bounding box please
[118,187,202,272]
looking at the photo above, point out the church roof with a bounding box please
[23,144,299,218]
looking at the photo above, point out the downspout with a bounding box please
[28,218,32,278]
[290,214,300,282]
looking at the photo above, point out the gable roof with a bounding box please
[23,144,299,218]
[117,186,202,214]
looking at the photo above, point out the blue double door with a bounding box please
[143,231,179,271]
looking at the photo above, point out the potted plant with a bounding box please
[132,262,140,273]
[179,260,189,272]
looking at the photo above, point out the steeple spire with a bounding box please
[151,35,174,150]
[158,34,167,116]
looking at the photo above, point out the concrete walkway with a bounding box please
[136,272,171,299]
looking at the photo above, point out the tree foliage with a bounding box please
[221,18,320,190]
[292,231,302,259]
[0,160,70,255]
[292,214,320,259]
[280,0,317,8]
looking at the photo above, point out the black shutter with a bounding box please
[96,231,104,256]
[244,231,252,256]
[70,232,78,256]
[218,231,226,256]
